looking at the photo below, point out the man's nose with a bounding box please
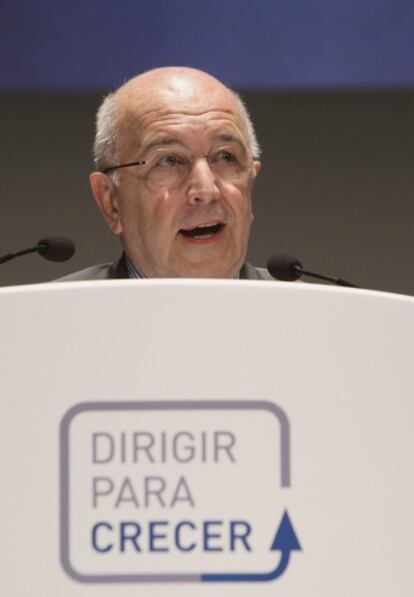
[186,157,220,204]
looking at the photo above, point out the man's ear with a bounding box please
[89,172,123,234]
[253,160,261,178]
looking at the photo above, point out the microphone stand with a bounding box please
[0,244,46,265]
[295,266,360,288]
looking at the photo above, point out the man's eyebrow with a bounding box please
[215,132,241,143]
[214,133,248,151]
[141,132,246,154]
[141,137,181,154]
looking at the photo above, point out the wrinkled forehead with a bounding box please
[115,77,248,151]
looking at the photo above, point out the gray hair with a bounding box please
[230,90,261,159]
[92,85,261,180]
[93,91,120,172]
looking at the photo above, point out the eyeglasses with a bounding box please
[101,145,252,188]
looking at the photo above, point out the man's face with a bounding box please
[91,72,260,278]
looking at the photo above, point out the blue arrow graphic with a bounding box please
[202,511,301,582]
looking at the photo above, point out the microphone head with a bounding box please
[37,236,76,262]
[267,253,303,281]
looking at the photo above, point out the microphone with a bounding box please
[0,236,75,266]
[267,253,360,288]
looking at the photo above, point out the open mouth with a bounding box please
[179,222,225,240]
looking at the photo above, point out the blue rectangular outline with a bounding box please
[60,400,290,583]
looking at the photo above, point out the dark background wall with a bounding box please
[1,0,413,295]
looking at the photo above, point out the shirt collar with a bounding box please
[125,255,145,279]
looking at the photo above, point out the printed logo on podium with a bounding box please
[60,400,301,582]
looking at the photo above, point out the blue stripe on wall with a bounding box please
[1,0,414,90]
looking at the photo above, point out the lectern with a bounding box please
[1,280,413,596]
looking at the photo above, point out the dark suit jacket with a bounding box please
[59,254,273,281]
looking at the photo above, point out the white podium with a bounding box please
[0,279,413,596]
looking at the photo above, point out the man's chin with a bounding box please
[171,240,244,278]
[171,260,242,279]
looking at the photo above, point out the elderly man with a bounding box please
[63,66,271,280]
